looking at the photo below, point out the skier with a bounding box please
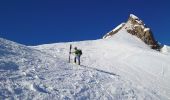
[71,47,82,65]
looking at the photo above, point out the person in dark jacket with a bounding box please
[72,47,82,65]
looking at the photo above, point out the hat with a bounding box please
[74,47,77,49]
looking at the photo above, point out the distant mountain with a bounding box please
[103,14,160,49]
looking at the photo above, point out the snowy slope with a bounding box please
[32,28,170,100]
[1,30,170,99]
[0,38,66,99]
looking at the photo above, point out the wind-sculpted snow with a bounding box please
[0,32,170,100]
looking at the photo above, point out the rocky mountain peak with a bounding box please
[103,14,160,49]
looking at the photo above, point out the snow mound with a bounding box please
[161,45,170,53]
[144,28,150,32]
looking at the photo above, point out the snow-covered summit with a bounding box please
[130,14,139,20]
[103,14,159,49]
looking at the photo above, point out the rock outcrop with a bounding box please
[103,14,160,49]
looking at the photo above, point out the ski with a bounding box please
[69,44,72,63]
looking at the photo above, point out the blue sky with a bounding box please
[0,0,170,45]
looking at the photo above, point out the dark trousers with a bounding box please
[74,56,80,65]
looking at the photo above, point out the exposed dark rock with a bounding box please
[103,14,160,50]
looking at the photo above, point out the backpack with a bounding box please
[75,49,82,56]
[79,50,82,55]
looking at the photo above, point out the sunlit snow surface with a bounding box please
[0,30,170,99]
